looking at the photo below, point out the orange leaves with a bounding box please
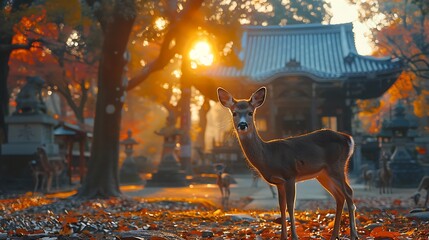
[413,89,429,118]
[356,70,418,135]
[370,226,401,238]
[1,196,429,239]
[387,71,415,101]
[59,224,74,235]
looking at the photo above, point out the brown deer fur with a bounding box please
[379,152,392,194]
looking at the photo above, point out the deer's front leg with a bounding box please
[218,184,224,198]
[424,191,429,208]
[277,183,288,240]
[285,180,298,240]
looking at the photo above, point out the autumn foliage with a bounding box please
[0,194,429,239]
[354,0,429,134]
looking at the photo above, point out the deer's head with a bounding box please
[217,87,266,134]
[214,163,226,176]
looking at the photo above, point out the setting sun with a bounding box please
[189,40,214,69]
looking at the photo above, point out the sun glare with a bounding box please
[189,40,214,69]
[154,17,168,31]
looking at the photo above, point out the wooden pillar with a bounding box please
[79,136,85,183]
[67,139,73,185]
[310,82,317,131]
[179,57,193,175]
[268,84,277,138]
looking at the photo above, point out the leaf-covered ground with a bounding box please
[0,193,428,239]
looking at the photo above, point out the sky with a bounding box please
[328,0,373,55]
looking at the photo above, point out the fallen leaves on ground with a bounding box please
[0,194,428,239]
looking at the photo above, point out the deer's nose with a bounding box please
[238,122,248,131]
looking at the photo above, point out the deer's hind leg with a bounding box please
[328,167,358,240]
[317,172,345,240]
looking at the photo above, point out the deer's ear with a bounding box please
[250,87,266,108]
[217,87,235,108]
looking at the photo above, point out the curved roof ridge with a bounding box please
[243,22,353,32]
[350,52,401,63]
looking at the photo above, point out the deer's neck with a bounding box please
[382,159,389,170]
[237,129,266,170]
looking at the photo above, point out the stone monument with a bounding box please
[119,130,143,184]
[1,76,61,189]
[2,76,59,156]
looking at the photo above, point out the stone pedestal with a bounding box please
[120,156,143,184]
[390,142,424,187]
[0,114,62,191]
[1,114,59,156]
[147,142,188,187]
[119,130,142,184]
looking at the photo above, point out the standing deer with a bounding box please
[412,176,429,207]
[379,151,392,194]
[217,87,358,240]
[214,163,233,209]
[361,164,375,191]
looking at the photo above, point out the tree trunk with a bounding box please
[0,42,11,147]
[76,8,135,198]
[196,99,210,151]
[0,0,36,148]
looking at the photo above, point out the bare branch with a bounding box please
[0,38,42,52]
[126,0,204,91]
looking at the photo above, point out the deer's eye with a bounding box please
[232,112,237,117]
[248,112,253,116]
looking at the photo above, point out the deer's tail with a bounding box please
[341,134,355,178]
[346,135,355,161]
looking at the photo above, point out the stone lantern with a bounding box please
[119,130,142,183]
[383,102,424,187]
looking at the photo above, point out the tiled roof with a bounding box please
[205,23,402,82]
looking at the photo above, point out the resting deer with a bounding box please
[217,87,358,240]
[379,152,392,194]
[412,176,429,207]
[361,164,375,191]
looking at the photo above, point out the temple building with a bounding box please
[196,23,402,139]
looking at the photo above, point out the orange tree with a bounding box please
[1,0,100,140]
[351,0,429,132]
[7,1,100,124]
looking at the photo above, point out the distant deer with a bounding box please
[412,176,429,207]
[214,163,233,209]
[361,164,375,191]
[217,87,358,240]
[379,152,392,194]
[29,158,50,193]
[30,146,65,193]
[32,147,54,193]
